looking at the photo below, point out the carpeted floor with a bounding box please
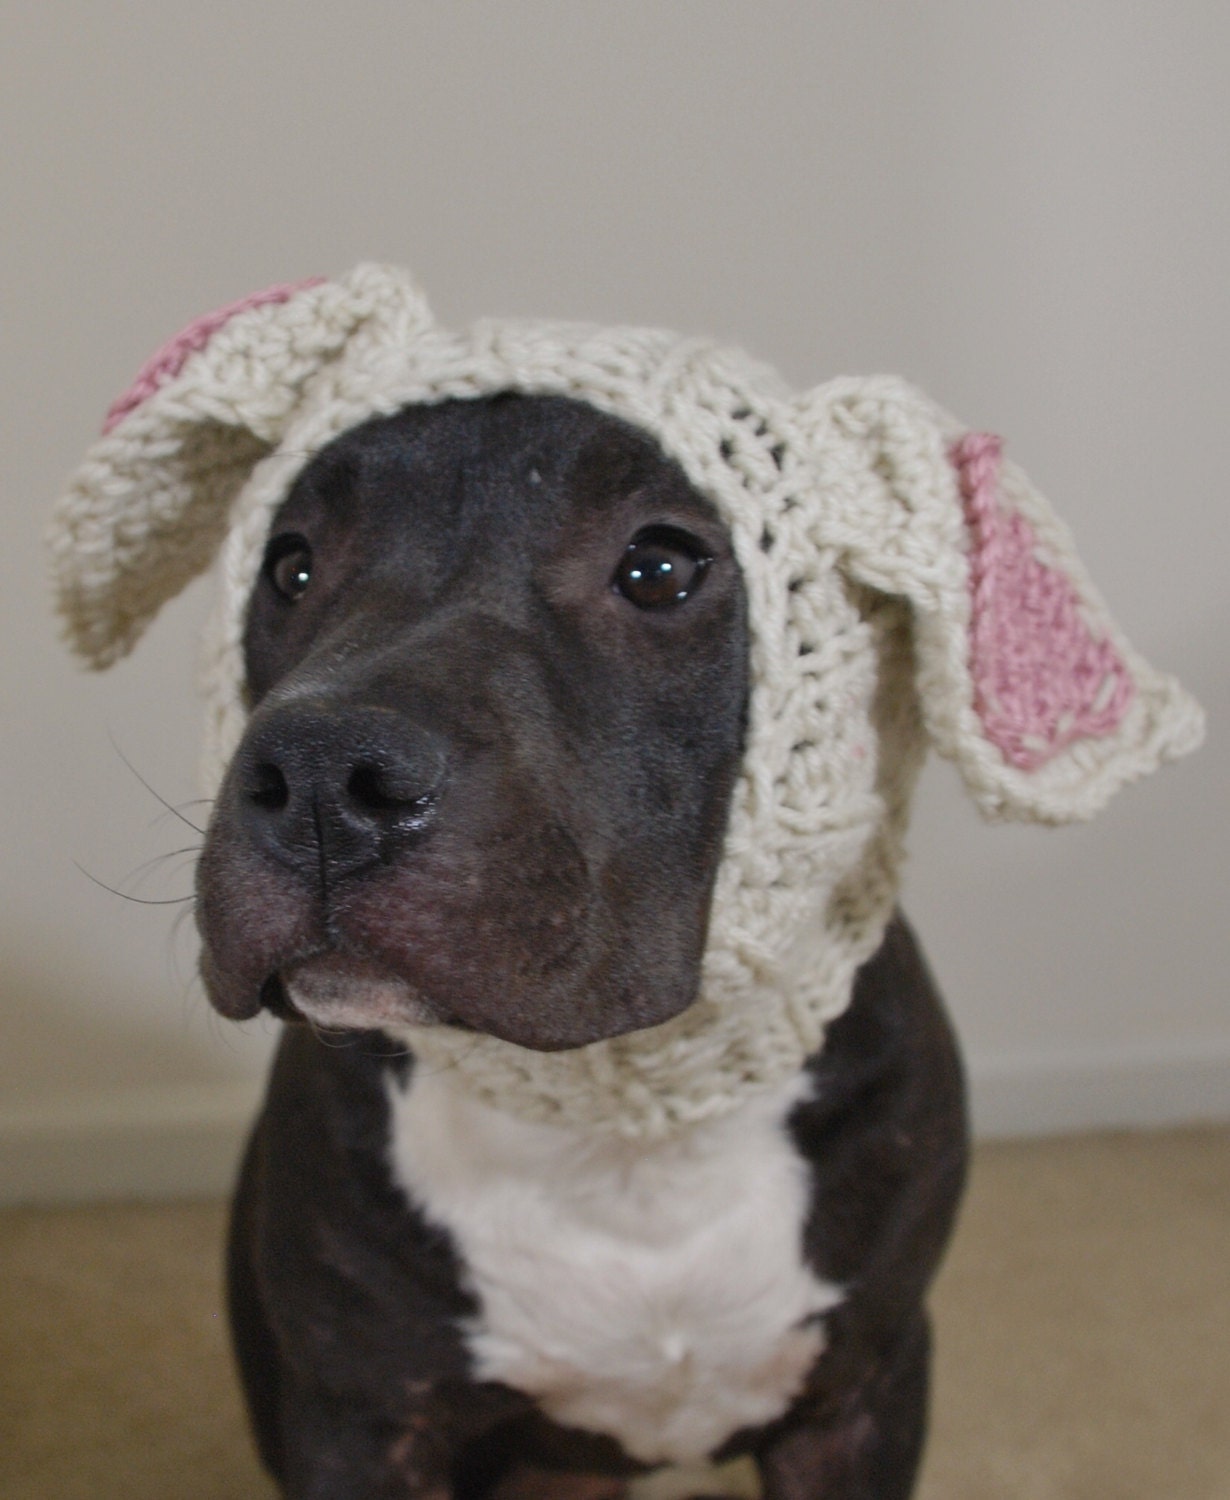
[2,1127,1227,1499]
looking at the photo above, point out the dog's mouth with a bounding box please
[197,797,707,1049]
[267,952,445,1033]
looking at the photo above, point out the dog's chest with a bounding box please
[386,1068,841,1466]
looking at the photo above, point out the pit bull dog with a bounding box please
[48,266,1202,1500]
[205,392,964,1499]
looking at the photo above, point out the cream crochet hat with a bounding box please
[49,264,1204,1136]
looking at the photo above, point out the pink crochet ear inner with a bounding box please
[952,432,1135,772]
[101,277,326,434]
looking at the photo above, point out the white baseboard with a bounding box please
[1,1048,1227,1206]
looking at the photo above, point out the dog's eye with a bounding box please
[615,528,711,610]
[263,534,314,602]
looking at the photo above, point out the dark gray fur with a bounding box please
[197,395,967,1500]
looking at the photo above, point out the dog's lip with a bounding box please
[279,952,441,1031]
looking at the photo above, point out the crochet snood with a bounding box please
[49,265,1203,1137]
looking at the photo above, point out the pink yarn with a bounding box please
[952,432,1134,771]
[101,277,325,434]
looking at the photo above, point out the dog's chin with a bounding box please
[280,954,442,1033]
[253,946,699,1051]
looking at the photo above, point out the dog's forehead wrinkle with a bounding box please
[285,439,360,504]
[321,391,699,537]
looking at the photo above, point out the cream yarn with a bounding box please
[49,264,1204,1136]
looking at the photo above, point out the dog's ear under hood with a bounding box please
[48,265,433,669]
[791,376,1203,824]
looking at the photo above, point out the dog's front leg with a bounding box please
[754,1315,930,1500]
[274,1380,456,1500]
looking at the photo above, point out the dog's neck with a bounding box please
[392,885,891,1138]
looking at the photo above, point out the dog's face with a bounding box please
[195,394,749,1050]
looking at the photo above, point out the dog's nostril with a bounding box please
[347,761,434,816]
[248,762,290,811]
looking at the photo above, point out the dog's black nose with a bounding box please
[234,702,446,880]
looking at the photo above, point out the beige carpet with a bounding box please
[2,1128,1227,1500]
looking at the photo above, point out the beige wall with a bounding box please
[2,2,1225,1200]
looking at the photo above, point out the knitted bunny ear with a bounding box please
[48,264,433,668]
[801,377,1204,823]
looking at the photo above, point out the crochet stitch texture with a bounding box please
[48,264,1204,1136]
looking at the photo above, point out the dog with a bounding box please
[49,266,1202,1500]
[199,392,966,1499]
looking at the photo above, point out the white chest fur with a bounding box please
[386,1067,842,1466]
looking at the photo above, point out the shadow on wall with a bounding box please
[903,614,1224,1134]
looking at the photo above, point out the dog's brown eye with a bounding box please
[615,528,711,610]
[264,534,313,602]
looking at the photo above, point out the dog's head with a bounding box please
[198,394,748,1046]
[49,266,1202,1123]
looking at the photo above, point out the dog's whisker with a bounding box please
[416,1030,484,1078]
[73,860,196,906]
[123,844,204,887]
[304,1018,363,1051]
[170,902,200,942]
[148,800,213,834]
[106,730,208,836]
